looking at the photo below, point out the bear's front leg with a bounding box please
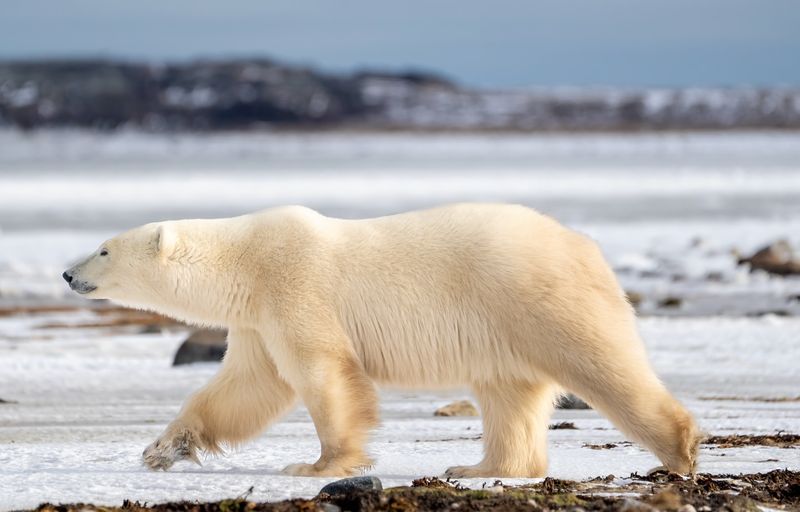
[143,327,296,470]
[270,322,379,477]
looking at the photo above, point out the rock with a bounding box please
[658,297,682,308]
[0,398,18,404]
[319,476,383,496]
[549,421,578,430]
[319,504,342,512]
[172,329,227,366]
[739,240,800,276]
[747,310,790,317]
[556,393,591,410]
[625,291,643,308]
[434,400,479,417]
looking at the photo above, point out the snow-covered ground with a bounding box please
[0,129,799,510]
[0,309,798,510]
[2,129,800,232]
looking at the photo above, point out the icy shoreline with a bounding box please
[1,130,799,509]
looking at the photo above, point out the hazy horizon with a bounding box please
[3,0,800,88]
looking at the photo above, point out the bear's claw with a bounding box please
[142,426,202,471]
[444,464,487,478]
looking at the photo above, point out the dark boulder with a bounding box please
[739,240,800,276]
[319,476,383,496]
[172,329,227,366]
[658,296,683,308]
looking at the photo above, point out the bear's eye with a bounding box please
[99,249,109,257]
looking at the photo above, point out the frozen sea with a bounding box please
[0,129,799,510]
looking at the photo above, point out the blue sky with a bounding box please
[2,0,799,88]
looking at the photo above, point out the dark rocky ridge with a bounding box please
[2,58,800,131]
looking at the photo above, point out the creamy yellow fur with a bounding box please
[65,203,699,477]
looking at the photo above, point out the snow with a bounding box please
[0,129,799,509]
[2,129,800,304]
[2,128,800,164]
[0,310,798,511]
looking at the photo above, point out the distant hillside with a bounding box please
[1,59,799,131]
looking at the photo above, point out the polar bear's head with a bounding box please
[63,222,183,309]
[64,219,243,326]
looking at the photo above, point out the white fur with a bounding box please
[66,203,699,477]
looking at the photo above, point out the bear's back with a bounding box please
[319,203,610,386]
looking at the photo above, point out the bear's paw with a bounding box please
[142,425,202,471]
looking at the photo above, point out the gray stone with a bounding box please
[319,476,383,496]
[172,329,227,366]
[556,394,591,410]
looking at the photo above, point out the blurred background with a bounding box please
[1,1,799,509]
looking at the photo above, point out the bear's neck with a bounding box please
[157,224,256,328]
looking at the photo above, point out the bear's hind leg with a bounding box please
[445,380,557,478]
[555,336,700,474]
[143,327,296,470]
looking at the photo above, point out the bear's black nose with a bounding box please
[62,271,73,283]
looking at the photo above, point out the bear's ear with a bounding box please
[154,224,178,260]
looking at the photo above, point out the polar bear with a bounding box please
[63,203,699,477]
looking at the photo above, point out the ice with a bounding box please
[2,127,800,165]
[0,129,799,509]
[2,129,800,303]
[0,311,799,510]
